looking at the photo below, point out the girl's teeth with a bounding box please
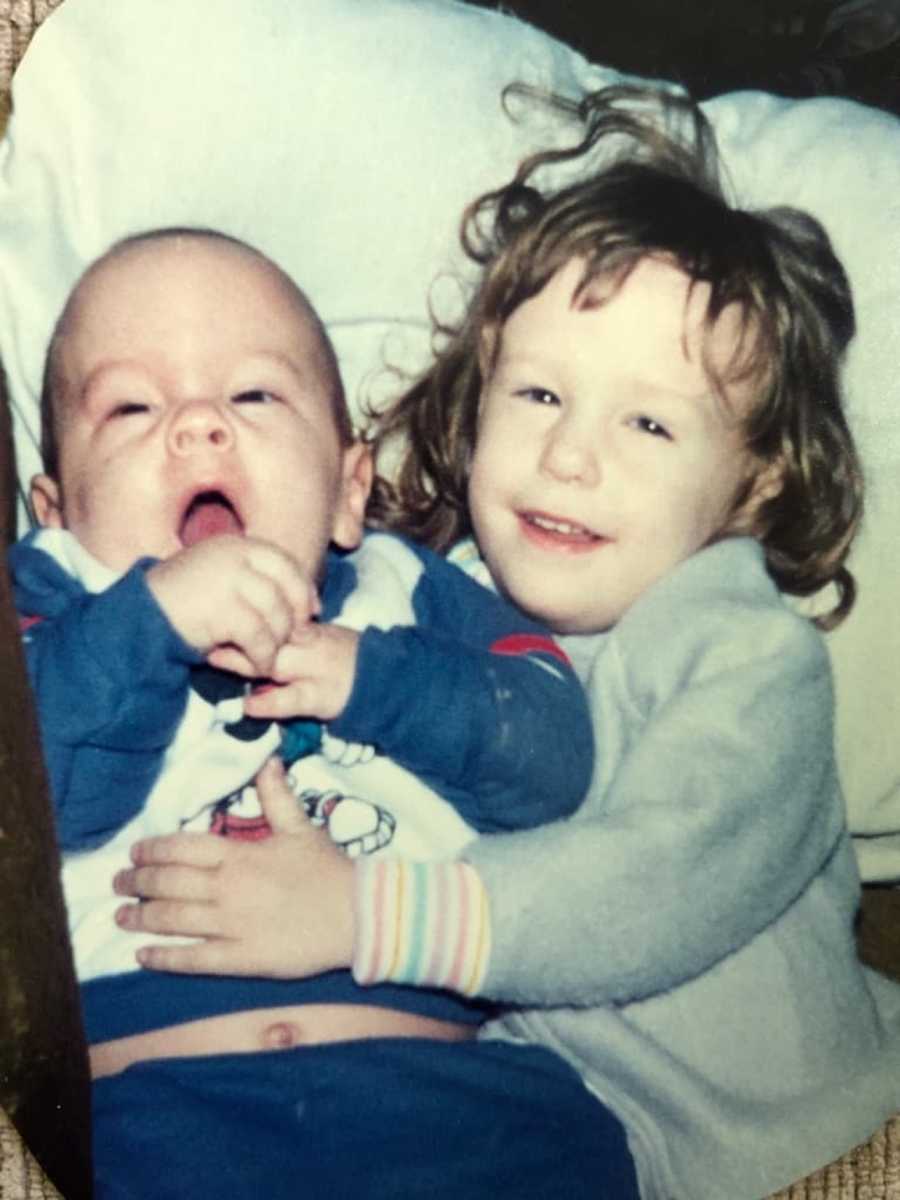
[531,515,587,536]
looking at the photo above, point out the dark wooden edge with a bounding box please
[0,366,92,1195]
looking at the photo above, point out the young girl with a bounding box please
[117,86,900,1200]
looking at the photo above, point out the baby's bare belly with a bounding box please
[89,1003,476,1078]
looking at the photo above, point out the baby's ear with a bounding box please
[30,474,64,528]
[331,442,374,551]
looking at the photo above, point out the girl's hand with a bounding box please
[113,758,354,978]
[210,623,359,722]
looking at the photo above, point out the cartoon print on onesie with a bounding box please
[177,668,396,859]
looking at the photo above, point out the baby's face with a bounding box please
[469,256,763,634]
[32,236,367,578]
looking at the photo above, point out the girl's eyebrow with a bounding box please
[492,343,561,375]
[496,352,711,408]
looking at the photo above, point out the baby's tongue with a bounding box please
[180,497,242,547]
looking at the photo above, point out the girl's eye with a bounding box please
[232,390,276,405]
[518,387,560,407]
[632,415,672,440]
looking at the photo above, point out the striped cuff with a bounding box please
[352,859,491,997]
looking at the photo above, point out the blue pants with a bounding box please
[93,1037,638,1198]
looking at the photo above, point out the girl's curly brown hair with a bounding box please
[368,85,862,629]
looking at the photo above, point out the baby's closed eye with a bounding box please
[109,401,151,419]
[231,389,279,405]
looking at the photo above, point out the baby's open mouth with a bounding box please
[178,490,244,547]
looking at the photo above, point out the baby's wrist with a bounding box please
[351,858,491,997]
[144,557,207,652]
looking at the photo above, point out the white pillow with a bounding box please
[2,0,900,880]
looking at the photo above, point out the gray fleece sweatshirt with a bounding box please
[466,537,900,1200]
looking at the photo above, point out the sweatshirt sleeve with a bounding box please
[328,541,594,833]
[18,559,201,847]
[352,858,492,997]
[464,548,845,1007]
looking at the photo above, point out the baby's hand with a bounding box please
[113,758,355,978]
[212,623,360,722]
[147,535,319,677]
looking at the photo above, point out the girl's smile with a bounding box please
[469,256,762,634]
[517,510,609,552]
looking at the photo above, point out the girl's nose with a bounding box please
[167,401,234,456]
[540,422,601,487]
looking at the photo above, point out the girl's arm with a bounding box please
[345,541,845,1008]
[118,544,833,1009]
[464,550,844,1006]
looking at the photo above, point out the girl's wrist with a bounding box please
[351,858,491,997]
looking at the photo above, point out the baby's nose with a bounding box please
[168,402,234,455]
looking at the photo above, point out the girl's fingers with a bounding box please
[129,832,227,868]
[115,898,219,938]
[113,863,216,901]
[135,941,214,974]
[135,938,258,976]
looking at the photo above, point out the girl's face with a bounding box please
[469,256,765,634]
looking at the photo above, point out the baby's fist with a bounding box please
[148,535,318,675]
